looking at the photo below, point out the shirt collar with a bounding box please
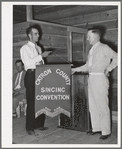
[18,70,23,74]
[92,41,100,49]
[28,41,36,47]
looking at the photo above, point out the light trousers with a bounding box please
[88,74,111,135]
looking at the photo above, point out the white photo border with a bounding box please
[1,1,121,148]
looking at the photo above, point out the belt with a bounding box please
[27,69,35,72]
[89,73,104,75]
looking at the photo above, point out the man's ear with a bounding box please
[28,33,31,39]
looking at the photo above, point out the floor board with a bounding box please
[13,114,118,145]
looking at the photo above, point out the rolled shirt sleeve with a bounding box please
[74,63,89,72]
[79,63,89,72]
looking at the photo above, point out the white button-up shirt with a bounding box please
[20,41,43,71]
[79,41,118,73]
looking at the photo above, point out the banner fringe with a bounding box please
[35,107,70,118]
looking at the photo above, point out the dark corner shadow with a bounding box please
[90,25,118,53]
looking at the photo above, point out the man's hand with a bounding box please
[71,68,77,75]
[36,61,43,65]
[41,51,52,58]
[104,69,110,77]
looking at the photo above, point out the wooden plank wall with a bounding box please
[72,33,84,64]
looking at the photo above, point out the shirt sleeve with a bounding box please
[20,45,43,68]
[79,63,89,72]
[75,63,89,72]
[103,45,118,72]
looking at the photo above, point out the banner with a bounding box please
[35,65,71,118]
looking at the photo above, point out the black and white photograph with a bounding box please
[1,1,121,148]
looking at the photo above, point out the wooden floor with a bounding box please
[13,113,118,144]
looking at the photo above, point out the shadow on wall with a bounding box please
[101,39,118,53]
[90,25,118,53]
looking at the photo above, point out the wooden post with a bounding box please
[67,27,72,63]
[71,74,75,129]
[58,115,60,127]
[26,5,33,21]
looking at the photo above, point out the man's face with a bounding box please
[16,62,23,73]
[87,30,98,45]
[29,28,39,43]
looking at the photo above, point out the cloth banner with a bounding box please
[35,65,71,118]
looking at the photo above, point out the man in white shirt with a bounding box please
[72,27,117,139]
[13,60,26,117]
[20,25,51,135]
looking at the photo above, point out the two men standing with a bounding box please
[19,24,118,139]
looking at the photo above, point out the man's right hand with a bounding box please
[71,68,77,75]
[41,51,52,58]
[104,69,110,77]
[36,61,43,65]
